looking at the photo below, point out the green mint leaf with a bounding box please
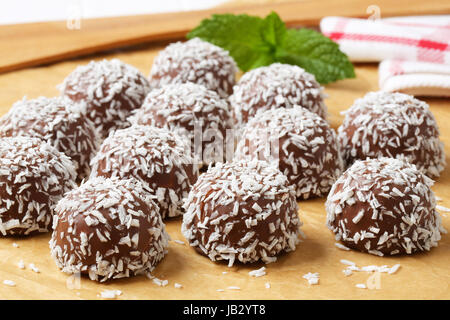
[276,28,355,84]
[260,11,286,48]
[187,12,355,84]
[187,13,276,72]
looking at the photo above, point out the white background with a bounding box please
[0,0,228,25]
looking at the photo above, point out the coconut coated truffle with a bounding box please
[326,157,444,256]
[235,107,344,199]
[90,125,199,219]
[149,38,237,98]
[230,63,327,128]
[128,82,233,166]
[0,137,77,236]
[59,59,151,138]
[0,96,101,179]
[182,159,304,266]
[50,177,170,282]
[338,91,446,178]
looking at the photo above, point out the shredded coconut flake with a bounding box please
[436,205,450,212]
[3,280,16,287]
[29,264,40,273]
[335,242,350,251]
[249,267,266,277]
[17,260,25,270]
[388,264,401,274]
[152,277,169,287]
[340,259,356,266]
[100,289,122,299]
[342,269,353,277]
[302,272,319,285]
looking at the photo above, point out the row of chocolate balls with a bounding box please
[0,36,325,281]
[52,38,445,280]
[0,38,446,282]
[7,37,445,185]
[4,60,444,234]
[0,134,443,283]
[0,38,328,238]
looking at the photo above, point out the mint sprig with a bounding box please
[187,12,355,84]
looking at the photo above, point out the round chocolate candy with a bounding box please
[50,177,169,282]
[0,96,100,179]
[182,159,304,266]
[149,38,237,98]
[326,157,444,256]
[338,91,445,178]
[235,106,344,199]
[230,63,327,129]
[59,59,150,138]
[0,137,77,236]
[90,125,198,219]
[128,82,233,166]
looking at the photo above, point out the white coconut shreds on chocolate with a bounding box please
[338,91,445,179]
[49,177,170,282]
[149,38,237,98]
[89,125,199,219]
[128,82,234,166]
[0,96,101,180]
[326,157,445,256]
[230,63,327,129]
[0,137,77,236]
[59,59,151,138]
[181,159,304,266]
[235,106,344,199]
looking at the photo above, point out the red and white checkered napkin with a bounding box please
[320,15,450,97]
[379,59,450,97]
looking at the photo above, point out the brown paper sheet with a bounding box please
[0,41,448,300]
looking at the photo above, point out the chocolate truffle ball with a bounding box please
[235,107,344,199]
[326,157,444,256]
[182,159,304,266]
[149,38,237,98]
[90,125,199,219]
[0,137,77,236]
[59,59,151,138]
[338,91,446,178]
[230,63,327,128]
[128,82,233,166]
[50,177,170,282]
[0,96,101,179]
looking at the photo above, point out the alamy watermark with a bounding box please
[366,4,381,21]
[66,1,82,30]
[185,123,281,168]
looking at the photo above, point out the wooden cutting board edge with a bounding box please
[1,0,449,74]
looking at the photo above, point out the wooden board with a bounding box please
[0,40,448,300]
[1,0,449,74]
